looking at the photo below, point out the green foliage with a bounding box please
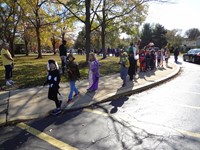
[152,24,167,49]
[140,23,152,48]
[74,27,86,49]
[140,23,168,49]
[185,28,200,40]
[74,25,122,50]
[166,29,183,47]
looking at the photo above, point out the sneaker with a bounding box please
[6,81,12,86]
[51,108,61,115]
[59,100,62,108]
[67,99,73,104]
[9,80,14,84]
[87,89,95,93]
[73,92,80,97]
[122,83,126,87]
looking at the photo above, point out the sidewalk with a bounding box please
[0,62,180,126]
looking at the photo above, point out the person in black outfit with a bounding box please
[128,51,135,81]
[150,50,156,70]
[174,47,179,63]
[44,59,62,115]
[59,40,67,74]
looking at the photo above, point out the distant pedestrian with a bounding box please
[87,53,100,92]
[67,54,80,103]
[174,47,179,63]
[120,52,130,87]
[59,40,67,74]
[145,50,151,71]
[43,59,62,115]
[150,50,156,70]
[118,49,123,64]
[128,51,135,81]
[1,43,14,86]
[157,50,162,68]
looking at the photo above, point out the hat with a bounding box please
[122,52,128,56]
[48,59,56,64]
[47,59,59,70]
[68,54,75,60]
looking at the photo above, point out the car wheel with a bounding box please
[183,57,186,61]
[192,57,195,63]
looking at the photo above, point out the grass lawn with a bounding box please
[0,54,120,90]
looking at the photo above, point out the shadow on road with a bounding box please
[109,97,128,114]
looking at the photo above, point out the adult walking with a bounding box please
[174,47,179,63]
[1,43,14,86]
[128,42,137,76]
[59,40,67,74]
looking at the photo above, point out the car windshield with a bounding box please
[194,49,200,54]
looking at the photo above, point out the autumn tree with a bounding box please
[0,0,21,56]
[166,29,183,48]
[94,0,148,58]
[56,0,98,62]
[185,28,200,40]
[18,0,61,58]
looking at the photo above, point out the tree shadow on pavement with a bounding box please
[109,97,128,114]
[0,109,83,150]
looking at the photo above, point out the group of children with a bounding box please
[46,45,170,115]
[139,48,171,72]
[119,45,171,87]
[45,53,99,115]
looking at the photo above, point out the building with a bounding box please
[182,36,200,48]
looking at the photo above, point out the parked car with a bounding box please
[183,48,200,63]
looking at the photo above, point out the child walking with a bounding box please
[165,49,170,67]
[87,53,100,92]
[67,54,80,103]
[139,49,146,72]
[120,52,130,87]
[44,59,62,115]
[157,50,162,68]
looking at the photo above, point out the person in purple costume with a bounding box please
[87,53,100,92]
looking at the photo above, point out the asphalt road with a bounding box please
[1,59,200,150]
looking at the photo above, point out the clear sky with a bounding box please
[145,0,200,35]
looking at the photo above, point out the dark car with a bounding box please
[183,49,200,63]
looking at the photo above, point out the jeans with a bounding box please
[68,80,78,99]
[174,55,178,63]
[4,65,12,80]
[61,56,66,73]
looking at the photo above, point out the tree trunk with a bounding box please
[9,41,15,57]
[61,32,65,41]
[51,36,56,55]
[25,39,29,56]
[102,0,106,59]
[36,27,42,58]
[85,0,91,62]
